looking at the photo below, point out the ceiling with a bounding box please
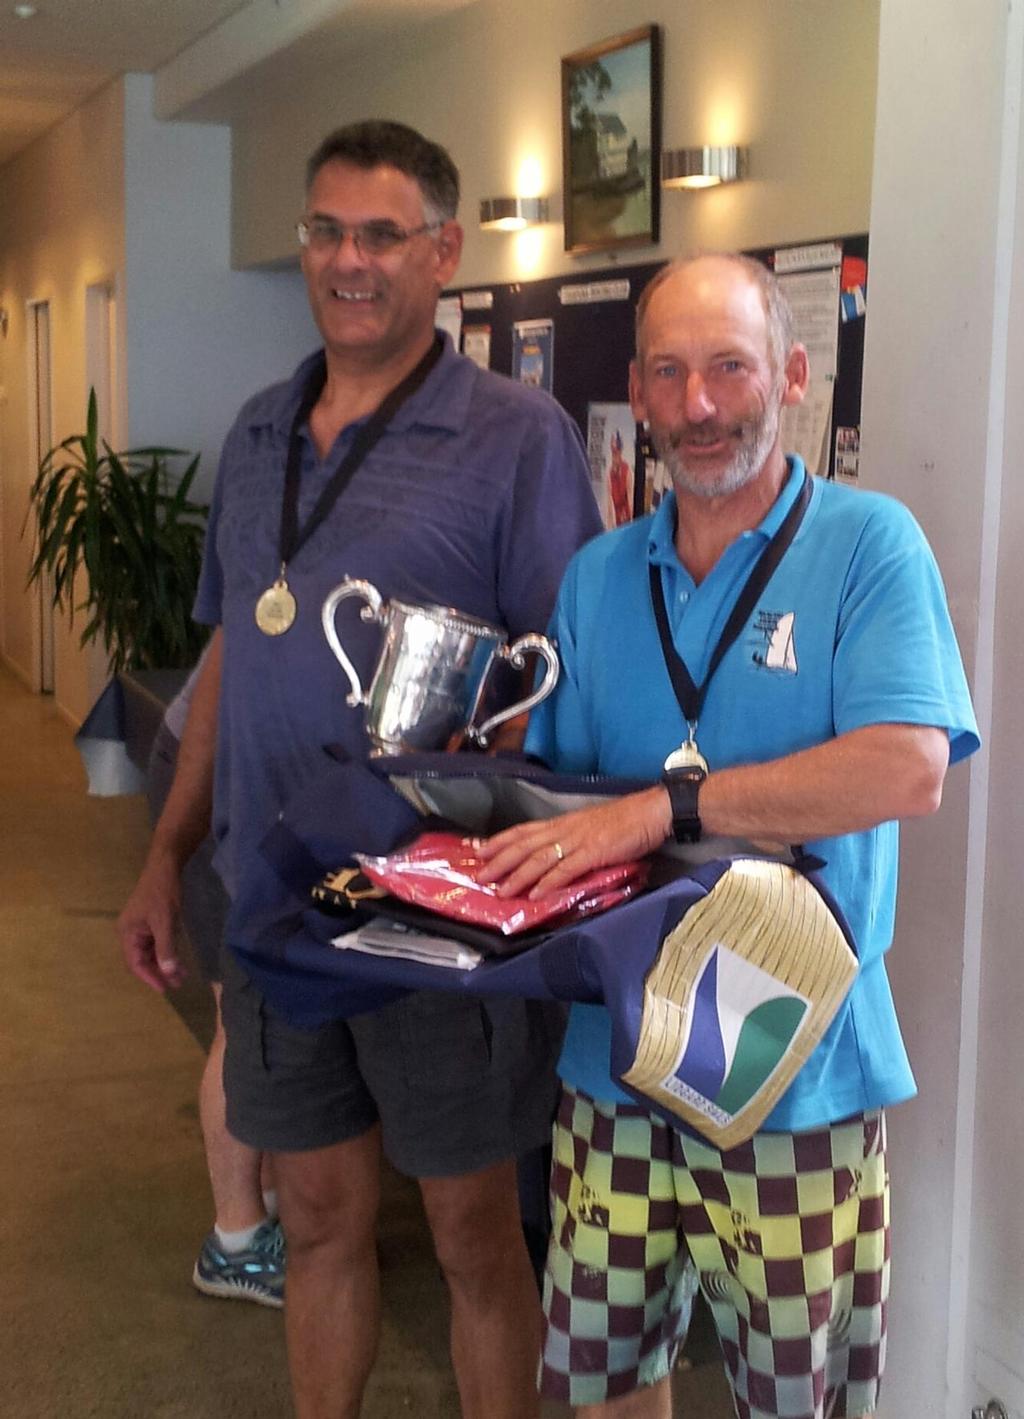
[0,0,477,170]
[0,0,253,168]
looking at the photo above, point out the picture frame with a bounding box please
[561,24,661,256]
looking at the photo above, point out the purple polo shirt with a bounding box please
[194,334,601,896]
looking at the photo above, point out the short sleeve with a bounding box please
[494,402,602,640]
[833,499,979,764]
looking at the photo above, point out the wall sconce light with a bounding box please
[661,146,749,190]
[479,196,549,231]
[0,307,9,338]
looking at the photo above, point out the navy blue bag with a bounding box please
[229,749,858,1146]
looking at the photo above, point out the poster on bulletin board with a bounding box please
[586,402,636,529]
[512,318,554,393]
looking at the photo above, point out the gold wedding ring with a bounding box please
[552,842,565,863]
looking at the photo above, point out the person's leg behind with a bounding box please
[192,981,287,1307]
[147,725,281,1305]
[198,984,268,1232]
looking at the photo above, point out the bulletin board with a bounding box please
[444,232,868,522]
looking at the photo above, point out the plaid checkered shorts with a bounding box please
[540,1087,890,1418]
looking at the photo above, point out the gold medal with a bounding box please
[255,578,297,636]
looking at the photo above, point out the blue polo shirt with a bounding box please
[195,334,602,900]
[526,458,980,1130]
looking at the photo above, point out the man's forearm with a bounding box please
[698,722,949,843]
[479,722,952,899]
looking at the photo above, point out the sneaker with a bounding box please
[192,1219,286,1309]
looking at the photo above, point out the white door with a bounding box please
[27,299,53,694]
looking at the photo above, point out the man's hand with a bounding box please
[116,850,186,993]
[476,786,670,899]
[117,630,222,992]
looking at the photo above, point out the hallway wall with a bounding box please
[0,80,126,717]
[0,80,315,727]
[122,74,314,499]
[863,0,1022,1412]
[212,0,880,280]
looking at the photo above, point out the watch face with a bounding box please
[663,742,709,773]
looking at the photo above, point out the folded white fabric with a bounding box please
[331,920,483,971]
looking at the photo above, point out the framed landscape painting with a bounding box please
[561,24,661,255]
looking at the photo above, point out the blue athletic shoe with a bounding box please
[192,1219,286,1308]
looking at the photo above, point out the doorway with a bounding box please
[26,298,53,694]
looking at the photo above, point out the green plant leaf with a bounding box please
[24,387,208,669]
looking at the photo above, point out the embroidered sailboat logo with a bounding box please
[754,611,797,672]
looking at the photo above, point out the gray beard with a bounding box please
[655,399,782,501]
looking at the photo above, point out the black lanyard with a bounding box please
[649,470,813,731]
[277,332,444,571]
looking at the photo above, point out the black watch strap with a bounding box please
[662,765,706,843]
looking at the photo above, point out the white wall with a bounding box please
[865,1,1021,1414]
[967,2,1024,1410]
[222,0,878,279]
[122,73,315,502]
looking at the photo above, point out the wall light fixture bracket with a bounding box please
[479,196,549,231]
[661,146,749,190]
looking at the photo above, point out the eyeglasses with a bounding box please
[296,216,442,257]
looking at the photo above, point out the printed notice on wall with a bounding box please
[778,261,841,476]
[436,295,463,350]
[834,426,860,484]
[559,279,631,306]
[462,326,491,370]
[512,319,554,394]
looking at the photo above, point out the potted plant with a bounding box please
[24,390,209,672]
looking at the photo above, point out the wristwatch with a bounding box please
[661,763,707,843]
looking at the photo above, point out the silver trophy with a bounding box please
[321,577,560,755]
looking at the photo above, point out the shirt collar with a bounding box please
[252,330,472,439]
[647,455,807,567]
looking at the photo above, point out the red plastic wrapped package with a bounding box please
[356,830,649,936]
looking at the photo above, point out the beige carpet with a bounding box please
[0,666,732,1418]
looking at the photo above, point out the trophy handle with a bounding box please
[469,634,560,747]
[321,578,384,708]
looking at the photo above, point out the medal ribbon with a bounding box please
[277,332,445,574]
[649,469,813,734]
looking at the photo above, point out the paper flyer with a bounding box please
[778,261,841,476]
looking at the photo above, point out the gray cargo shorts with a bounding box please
[221,949,567,1177]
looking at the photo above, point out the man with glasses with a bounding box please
[118,120,601,1418]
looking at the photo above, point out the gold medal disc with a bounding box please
[255,580,297,636]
